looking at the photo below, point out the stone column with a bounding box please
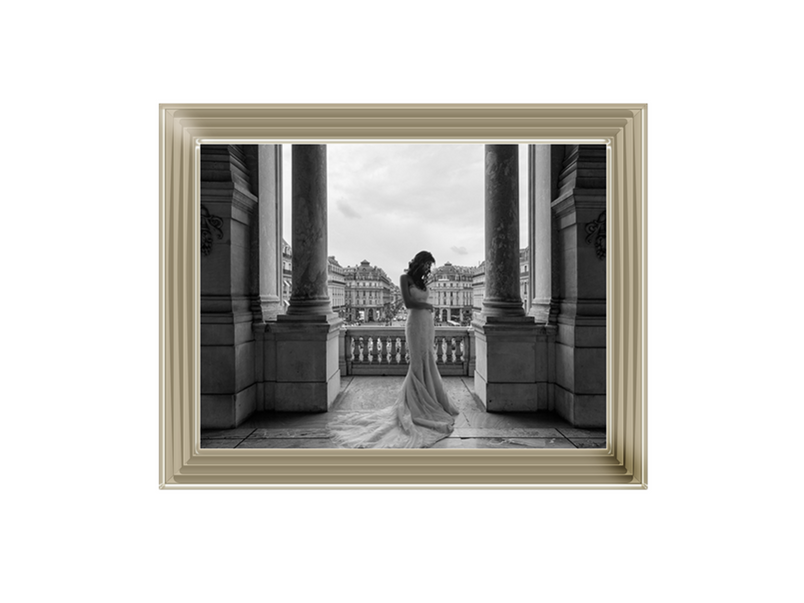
[251,145,283,322]
[473,145,549,412]
[286,145,333,317]
[528,144,553,324]
[482,145,525,319]
[249,145,284,413]
[271,145,342,411]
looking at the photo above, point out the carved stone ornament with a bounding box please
[200,205,223,256]
[585,211,606,260]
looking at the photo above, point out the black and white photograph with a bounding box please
[200,143,606,449]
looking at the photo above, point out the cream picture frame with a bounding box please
[159,104,647,489]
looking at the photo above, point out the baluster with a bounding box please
[435,336,443,363]
[380,336,388,364]
[357,336,364,362]
[455,336,463,364]
[403,339,410,364]
[391,337,398,364]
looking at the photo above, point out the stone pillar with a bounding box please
[250,145,284,412]
[200,145,259,428]
[251,145,283,323]
[286,145,333,317]
[482,145,525,319]
[553,144,607,427]
[528,145,553,324]
[473,145,548,412]
[271,145,342,412]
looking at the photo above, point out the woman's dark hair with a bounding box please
[407,250,435,290]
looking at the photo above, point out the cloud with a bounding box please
[282,143,528,275]
[337,200,361,219]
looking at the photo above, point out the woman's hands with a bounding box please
[401,274,436,312]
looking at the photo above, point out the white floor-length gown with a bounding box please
[329,282,460,448]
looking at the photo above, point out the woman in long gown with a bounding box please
[329,251,460,448]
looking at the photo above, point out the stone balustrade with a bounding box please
[342,326,474,376]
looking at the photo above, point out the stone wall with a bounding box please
[200,145,259,428]
[552,145,607,427]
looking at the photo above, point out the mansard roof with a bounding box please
[349,259,390,281]
[432,262,474,280]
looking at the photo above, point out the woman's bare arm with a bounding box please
[399,274,433,310]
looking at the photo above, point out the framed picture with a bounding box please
[159,104,647,488]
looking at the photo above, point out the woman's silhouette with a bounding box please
[330,251,460,448]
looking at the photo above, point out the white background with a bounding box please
[3,2,802,601]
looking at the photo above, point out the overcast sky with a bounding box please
[281,144,529,281]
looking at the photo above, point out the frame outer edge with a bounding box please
[159,104,648,489]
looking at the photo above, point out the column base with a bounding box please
[284,298,334,317]
[269,316,343,411]
[480,299,526,319]
[253,294,283,322]
[472,320,554,412]
[554,387,606,428]
[201,384,257,429]
[554,314,606,427]
[528,299,552,324]
[277,312,340,323]
[201,311,257,428]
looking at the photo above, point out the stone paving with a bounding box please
[201,376,607,450]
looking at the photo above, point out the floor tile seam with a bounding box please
[555,427,605,438]
[445,435,572,441]
[330,376,358,409]
[201,427,255,439]
[244,437,335,441]
[201,437,249,442]
[457,376,486,411]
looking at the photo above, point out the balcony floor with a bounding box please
[201,376,606,449]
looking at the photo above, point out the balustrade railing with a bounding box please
[342,326,474,376]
